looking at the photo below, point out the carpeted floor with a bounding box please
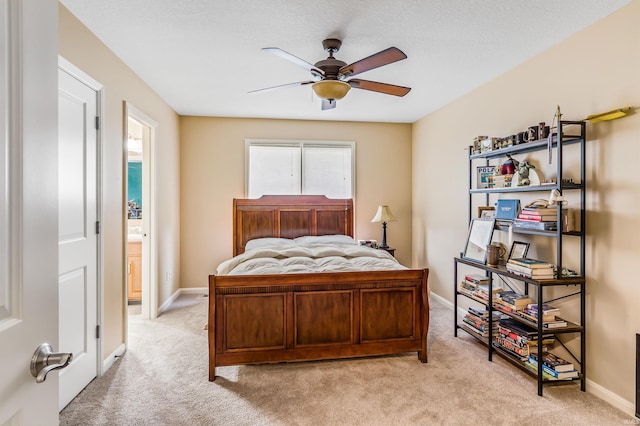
[60,293,632,425]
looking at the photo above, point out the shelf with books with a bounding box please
[455,256,585,286]
[500,227,583,238]
[458,323,490,346]
[455,118,587,397]
[496,344,583,384]
[456,288,489,306]
[492,303,583,335]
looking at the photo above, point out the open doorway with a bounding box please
[126,116,144,315]
[124,103,158,323]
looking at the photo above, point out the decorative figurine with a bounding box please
[518,160,536,186]
[500,154,519,175]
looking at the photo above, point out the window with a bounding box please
[246,140,354,199]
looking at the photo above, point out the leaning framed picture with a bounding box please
[478,206,496,219]
[462,218,496,264]
[508,241,530,260]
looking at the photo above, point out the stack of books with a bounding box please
[526,352,579,380]
[458,273,488,300]
[516,303,568,329]
[522,303,559,321]
[494,290,532,313]
[506,257,555,280]
[494,318,555,361]
[474,283,503,303]
[462,306,503,338]
[513,206,558,231]
[487,174,514,188]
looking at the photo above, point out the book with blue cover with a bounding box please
[495,199,520,221]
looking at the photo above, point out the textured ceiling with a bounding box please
[60,0,630,123]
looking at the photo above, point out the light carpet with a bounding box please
[60,294,632,425]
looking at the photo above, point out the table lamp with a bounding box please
[371,205,396,249]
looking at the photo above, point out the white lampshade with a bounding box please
[371,205,397,223]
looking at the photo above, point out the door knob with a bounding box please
[30,343,73,383]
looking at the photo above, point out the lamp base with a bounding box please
[380,222,389,249]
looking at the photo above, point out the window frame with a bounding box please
[245,139,356,199]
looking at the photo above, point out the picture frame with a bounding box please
[508,241,530,260]
[477,206,496,219]
[462,218,496,264]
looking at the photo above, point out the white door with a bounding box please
[57,66,99,410]
[0,0,61,424]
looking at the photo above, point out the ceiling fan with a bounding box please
[251,38,411,110]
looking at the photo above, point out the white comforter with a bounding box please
[216,244,407,276]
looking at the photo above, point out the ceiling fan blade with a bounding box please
[321,99,337,110]
[339,47,407,77]
[348,79,411,97]
[262,47,324,76]
[249,80,314,94]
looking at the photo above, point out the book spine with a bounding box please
[512,220,557,230]
[506,262,553,275]
[522,208,558,213]
[507,258,554,268]
[517,214,556,221]
[528,359,576,378]
[506,269,554,280]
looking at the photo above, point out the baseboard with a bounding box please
[433,289,637,418]
[158,287,208,315]
[587,378,636,418]
[178,287,208,295]
[430,291,452,309]
[102,343,125,374]
[158,290,181,315]
[430,291,467,318]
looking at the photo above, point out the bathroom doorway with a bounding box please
[124,103,157,321]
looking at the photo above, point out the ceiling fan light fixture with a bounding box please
[312,80,351,100]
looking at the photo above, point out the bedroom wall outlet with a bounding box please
[165,271,173,281]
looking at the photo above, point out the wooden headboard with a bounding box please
[233,195,354,255]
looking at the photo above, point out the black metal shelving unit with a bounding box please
[454,120,586,396]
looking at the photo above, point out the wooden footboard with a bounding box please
[208,269,429,381]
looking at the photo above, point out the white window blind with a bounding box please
[248,144,301,197]
[247,140,354,199]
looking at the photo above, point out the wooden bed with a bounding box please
[208,195,429,381]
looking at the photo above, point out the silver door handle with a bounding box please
[30,343,73,383]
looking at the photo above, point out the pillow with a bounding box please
[244,237,295,251]
[294,235,356,245]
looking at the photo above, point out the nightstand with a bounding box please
[378,247,395,257]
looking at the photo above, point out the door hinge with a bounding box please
[96,325,101,339]
[95,221,100,234]
[95,116,100,130]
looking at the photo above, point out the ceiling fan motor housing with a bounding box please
[314,58,347,80]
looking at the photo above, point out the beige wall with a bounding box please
[413,1,640,411]
[180,117,412,287]
[59,5,181,358]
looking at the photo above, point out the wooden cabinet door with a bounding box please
[127,242,142,300]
